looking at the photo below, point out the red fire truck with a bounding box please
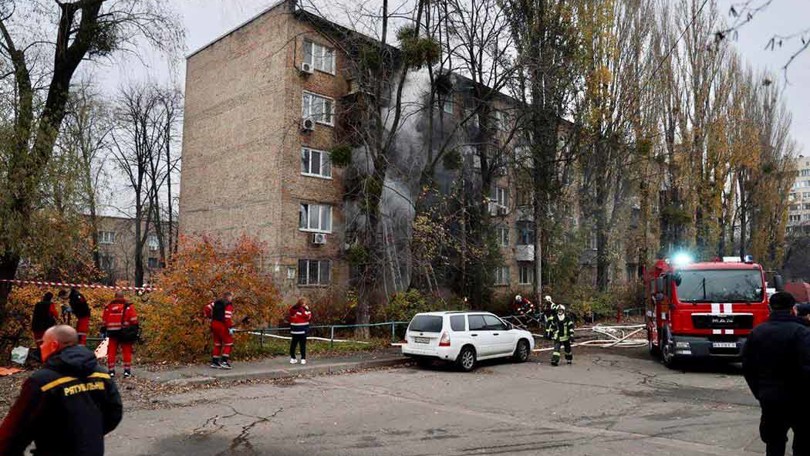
[645,255,779,368]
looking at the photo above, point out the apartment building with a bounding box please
[180,1,353,296]
[788,155,810,235]
[179,1,614,300]
[95,216,169,285]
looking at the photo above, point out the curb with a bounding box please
[161,357,411,386]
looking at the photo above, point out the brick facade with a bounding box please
[180,3,350,299]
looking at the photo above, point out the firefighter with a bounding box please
[513,294,534,315]
[31,292,59,347]
[101,291,139,378]
[550,304,575,366]
[204,291,234,369]
[742,292,810,456]
[543,295,559,339]
[288,297,312,364]
[59,288,91,345]
[0,325,122,456]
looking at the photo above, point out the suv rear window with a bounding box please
[450,315,466,331]
[409,315,443,333]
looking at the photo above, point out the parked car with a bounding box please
[401,311,535,371]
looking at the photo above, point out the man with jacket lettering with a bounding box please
[205,291,234,369]
[742,291,810,456]
[101,292,139,378]
[0,325,122,456]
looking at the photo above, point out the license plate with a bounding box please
[712,342,736,348]
[413,337,430,344]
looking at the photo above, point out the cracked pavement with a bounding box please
[106,347,771,455]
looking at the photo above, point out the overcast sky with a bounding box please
[96,0,810,156]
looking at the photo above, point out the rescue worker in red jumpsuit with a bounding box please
[204,291,234,369]
[101,291,138,378]
[59,288,91,345]
[31,292,59,347]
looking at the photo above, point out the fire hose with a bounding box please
[532,324,647,352]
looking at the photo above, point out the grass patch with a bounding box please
[233,336,387,360]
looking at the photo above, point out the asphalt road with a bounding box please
[106,347,772,456]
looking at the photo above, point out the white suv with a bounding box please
[401,311,535,371]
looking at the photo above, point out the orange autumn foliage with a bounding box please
[1,235,282,363]
[142,235,283,361]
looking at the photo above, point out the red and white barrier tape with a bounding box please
[0,279,159,292]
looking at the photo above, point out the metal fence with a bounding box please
[243,321,411,348]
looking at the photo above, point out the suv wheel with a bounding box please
[456,346,476,372]
[513,339,530,363]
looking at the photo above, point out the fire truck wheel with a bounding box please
[660,330,678,369]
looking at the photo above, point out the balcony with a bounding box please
[515,244,535,262]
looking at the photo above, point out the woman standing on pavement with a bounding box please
[289,297,312,365]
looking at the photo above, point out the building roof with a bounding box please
[187,0,290,59]
[187,0,398,60]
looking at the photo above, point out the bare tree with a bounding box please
[110,83,168,287]
[0,0,183,307]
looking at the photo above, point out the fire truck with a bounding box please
[644,254,780,368]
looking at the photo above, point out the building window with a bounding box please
[805,203,810,211]
[494,266,510,285]
[302,92,335,125]
[98,231,115,245]
[518,263,534,285]
[439,95,454,114]
[147,234,159,251]
[301,147,332,178]
[497,225,509,247]
[590,232,598,250]
[802,169,810,177]
[516,221,535,245]
[493,110,506,130]
[299,203,332,232]
[147,257,159,269]
[515,185,533,207]
[789,214,801,222]
[804,192,810,198]
[298,259,331,286]
[100,254,114,271]
[491,186,508,207]
[303,40,335,74]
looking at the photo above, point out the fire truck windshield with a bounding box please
[675,269,764,303]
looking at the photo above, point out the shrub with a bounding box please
[140,235,283,362]
[376,289,445,323]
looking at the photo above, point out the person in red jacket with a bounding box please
[101,291,138,378]
[31,292,59,347]
[288,297,312,365]
[59,288,91,345]
[204,291,234,369]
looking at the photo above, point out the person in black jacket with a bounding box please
[0,325,122,456]
[31,292,59,347]
[59,288,91,345]
[742,292,810,456]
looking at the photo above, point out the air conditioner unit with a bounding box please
[312,233,327,245]
[301,117,315,131]
[497,205,509,216]
[300,62,314,74]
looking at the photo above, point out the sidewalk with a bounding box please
[138,348,409,386]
